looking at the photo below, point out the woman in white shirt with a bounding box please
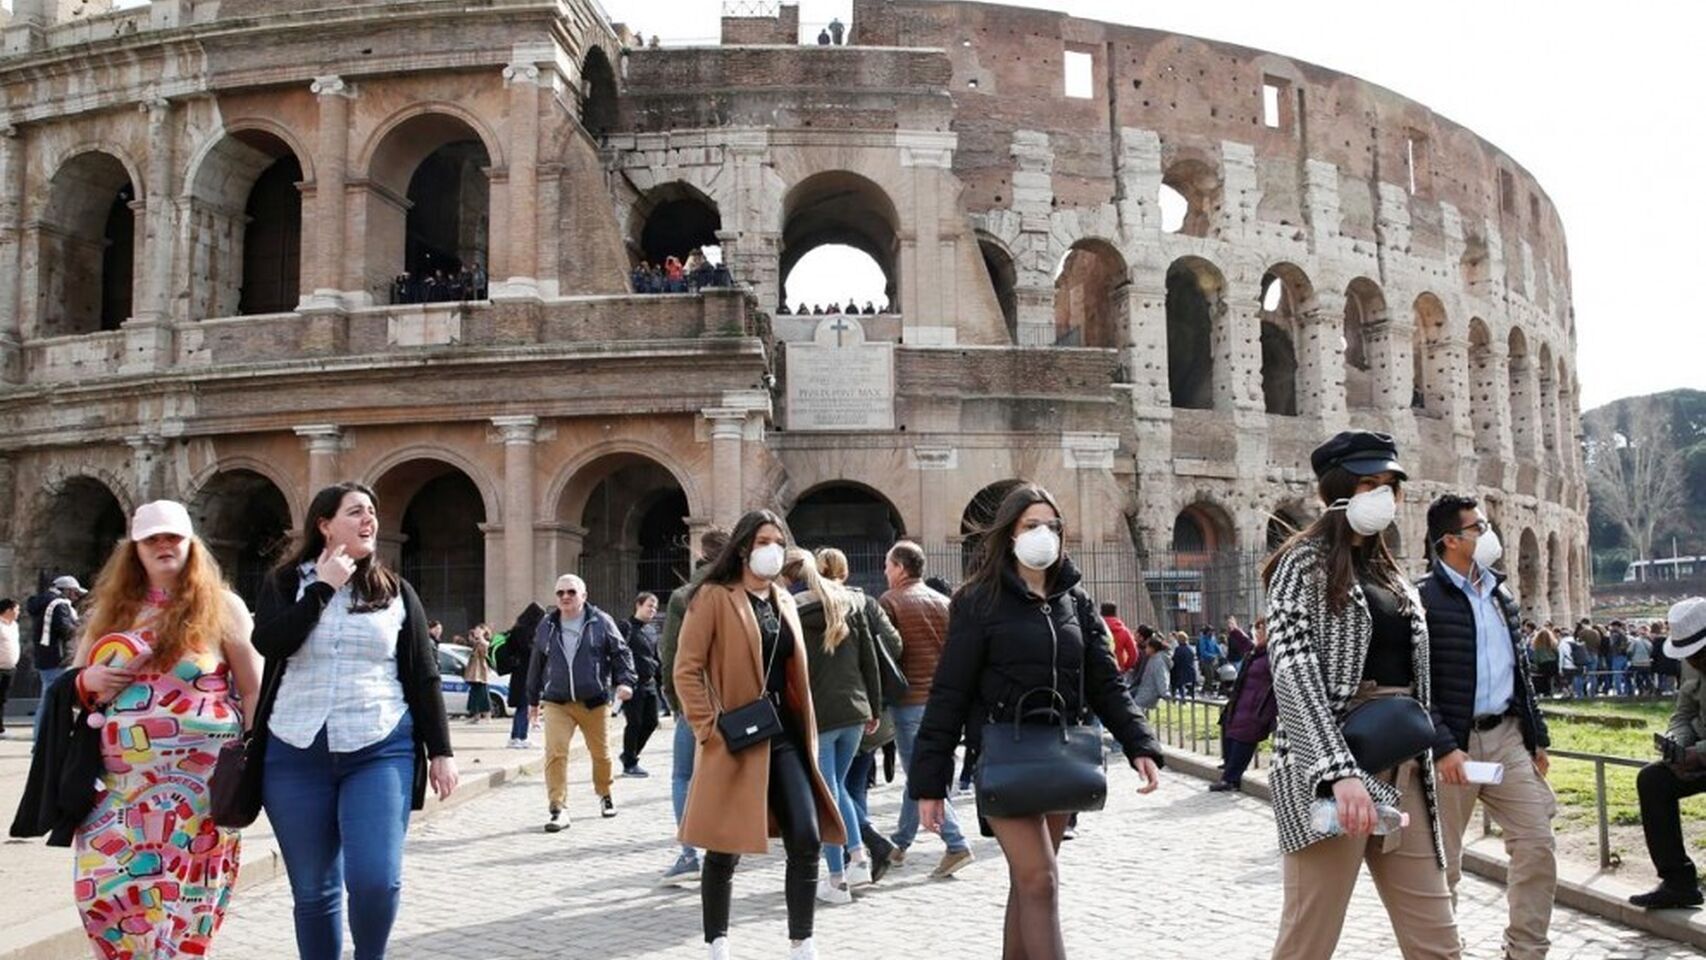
[0,598,19,737]
[251,482,458,960]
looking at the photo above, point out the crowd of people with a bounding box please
[1523,615,1682,698]
[8,431,1705,959]
[390,262,489,305]
[631,249,734,294]
[776,300,889,316]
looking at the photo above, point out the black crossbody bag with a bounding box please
[713,600,785,753]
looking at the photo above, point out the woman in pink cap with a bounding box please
[69,499,263,958]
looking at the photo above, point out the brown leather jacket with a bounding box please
[879,579,949,707]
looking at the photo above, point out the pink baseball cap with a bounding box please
[131,500,194,542]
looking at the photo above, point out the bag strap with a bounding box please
[709,592,784,715]
[244,658,287,745]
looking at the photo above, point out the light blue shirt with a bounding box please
[1442,561,1515,718]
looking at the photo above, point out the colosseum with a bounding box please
[0,0,1588,659]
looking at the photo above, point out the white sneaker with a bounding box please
[845,860,873,887]
[708,936,731,960]
[788,938,817,960]
[814,878,851,905]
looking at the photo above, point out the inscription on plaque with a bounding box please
[784,316,895,431]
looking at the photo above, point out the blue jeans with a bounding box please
[817,724,864,875]
[846,748,874,823]
[1611,655,1630,696]
[892,703,968,853]
[32,666,65,744]
[508,700,529,741]
[264,715,416,960]
[672,718,696,859]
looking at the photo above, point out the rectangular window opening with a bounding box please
[1404,130,1430,195]
[1064,50,1094,99]
[1499,169,1516,214]
[1262,83,1281,127]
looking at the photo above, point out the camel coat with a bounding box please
[674,581,847,855]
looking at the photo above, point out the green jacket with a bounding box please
[796,589,883,735]
[659,566,712,715]
[858,591,904,752]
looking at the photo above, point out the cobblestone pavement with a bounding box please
[216,718,1693,959]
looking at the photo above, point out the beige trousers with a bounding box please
[542,700,613,810]
[1272,759,1460,960]
[1437,717,1558,960]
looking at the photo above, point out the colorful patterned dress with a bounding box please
[74,628,243,959]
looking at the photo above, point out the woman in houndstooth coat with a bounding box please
[1264,431,1461,960]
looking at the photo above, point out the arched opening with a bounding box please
[38,152,135,336]
[581,47,620,136]
[1547,531,1566,621]
[1258,266,1310,417]
[1467,318,1499,455]
[1518,528,1541,616]
[780,171,899,315]
[960,479,1025,575]
[979,235,1018,341]
[1411,293,1448,416]
[1508,328,1537,457]
[373,460,488,633]
[1539,343,1558,462]
[187,130,305,320]
[1167,501,1242,632]
[190,469,293,607]
[1165,257,1225,410]
[36,477,128,587]
[1160,158,1221,238]
[631,182,722,269]
[366,113,492,304]
[570,455,691,608]
[788,483,905,595]
[1052,239,1126,348]
[1343,278,1385,411]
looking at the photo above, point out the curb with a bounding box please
[1158,745,1706,951]
[0,749,551,960]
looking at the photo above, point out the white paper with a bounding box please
[1463,760,1505,785]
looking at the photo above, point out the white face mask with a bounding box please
[1329,484,1397,537]
[747,543,786,580]
[1472,528,1504,568]
[1013,525,1061,571]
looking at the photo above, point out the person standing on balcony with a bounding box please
[1419,493,1555,960]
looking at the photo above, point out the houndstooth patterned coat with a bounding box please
[1265,537,1446,869]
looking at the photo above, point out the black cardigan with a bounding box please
[1417,560,1550,758]
[908,558,1162,800]
[252,567,453,811]
[9,668,101,846]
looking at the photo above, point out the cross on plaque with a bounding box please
[828,316,853,347]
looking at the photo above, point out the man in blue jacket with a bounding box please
[527,573,637,833]
[1419,494,1554,960]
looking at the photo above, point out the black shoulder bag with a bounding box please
[712,603,785,753]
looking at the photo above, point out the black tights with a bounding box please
[989,812,1070,960]
[702,737,821,943]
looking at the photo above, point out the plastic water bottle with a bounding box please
[1310,797,1408,836]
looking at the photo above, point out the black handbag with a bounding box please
[1339,695,1434,775]
[210,660,286,829]
[713,605,785,753]
[975,688,1108,817]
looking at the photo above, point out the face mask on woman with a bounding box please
[1328,484,1396,537]
[748,543,786,580]
[1013,525,1061,571]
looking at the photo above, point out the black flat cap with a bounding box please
[1310,430,1408,480]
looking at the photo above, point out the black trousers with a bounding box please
[1221,736,1259,785]
[0,669,11,731]
[620,687,660,768]
[703,736,821,943]
[1638,761,1706,887]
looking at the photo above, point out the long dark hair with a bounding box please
[280,481,401,612]
[687,509,792,604]
[959,482,1065,607]
[1261,467,1407,614]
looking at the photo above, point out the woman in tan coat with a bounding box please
[675,509,846,960]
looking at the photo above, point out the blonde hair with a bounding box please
[815,547,850,583]
[78,535,234,671]
[783,547,850,653]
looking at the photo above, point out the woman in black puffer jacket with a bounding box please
[909,482,1162,960]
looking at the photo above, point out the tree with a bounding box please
[1586,402,1687,578]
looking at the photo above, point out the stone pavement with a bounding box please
[213,717,1696,960]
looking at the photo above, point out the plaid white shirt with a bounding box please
[269,563,409,752]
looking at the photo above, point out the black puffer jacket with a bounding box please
[1416,560,1550,758]
[908,557,1162,800]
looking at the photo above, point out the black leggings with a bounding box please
[702,736,821,943]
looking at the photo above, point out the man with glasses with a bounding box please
[527,573,637,833]
[1419,494,1556,960]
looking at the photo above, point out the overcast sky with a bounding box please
[87,0,1696,410]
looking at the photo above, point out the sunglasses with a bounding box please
[556,589,579,598]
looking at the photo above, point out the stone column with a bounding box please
[3,0,52,55]
[0,126,23,383]
[307,76,355,308]
[294,424,343,494]
[491,415,538,624]
[908,445,957,542]
[124,435,167,503]
[1009,130,1055,347]
[1063,433,1119,548]
[1362,318,1404,416]
[1296,289,1344,424]
[497,59,542,299]
[135,98,175,323]
[702,408,747,532]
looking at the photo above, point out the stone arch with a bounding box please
[780,170,901,312]
[544,439,705,528]
[183,127,308,319]
[1508,327,1537,458]
[370,457,490,632]
[1517,527,1541,614]
[1258,263,1312,417]
[359,106,502,301]
[554,450,696,606]
[1410,292,1449,417]
[1160,156,1222,238]
[182,455,306,534]
[1166,256,1228,410]
[580,46,620,136]
[26,475,129,590]
[187,468,294,607]
[36,149,140,336]
[1343,277,1386,411]
[978,231,1018,342]
[1172,499,1237,554]
[1467,317,1500,454]
[786,481,907,594]
[1053,238,1126,348]
[363,445,502,524]
[627,180,722,269]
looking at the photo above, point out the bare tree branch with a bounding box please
[1587,401,1686,573]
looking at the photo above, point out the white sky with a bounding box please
[87,0,1699,409]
